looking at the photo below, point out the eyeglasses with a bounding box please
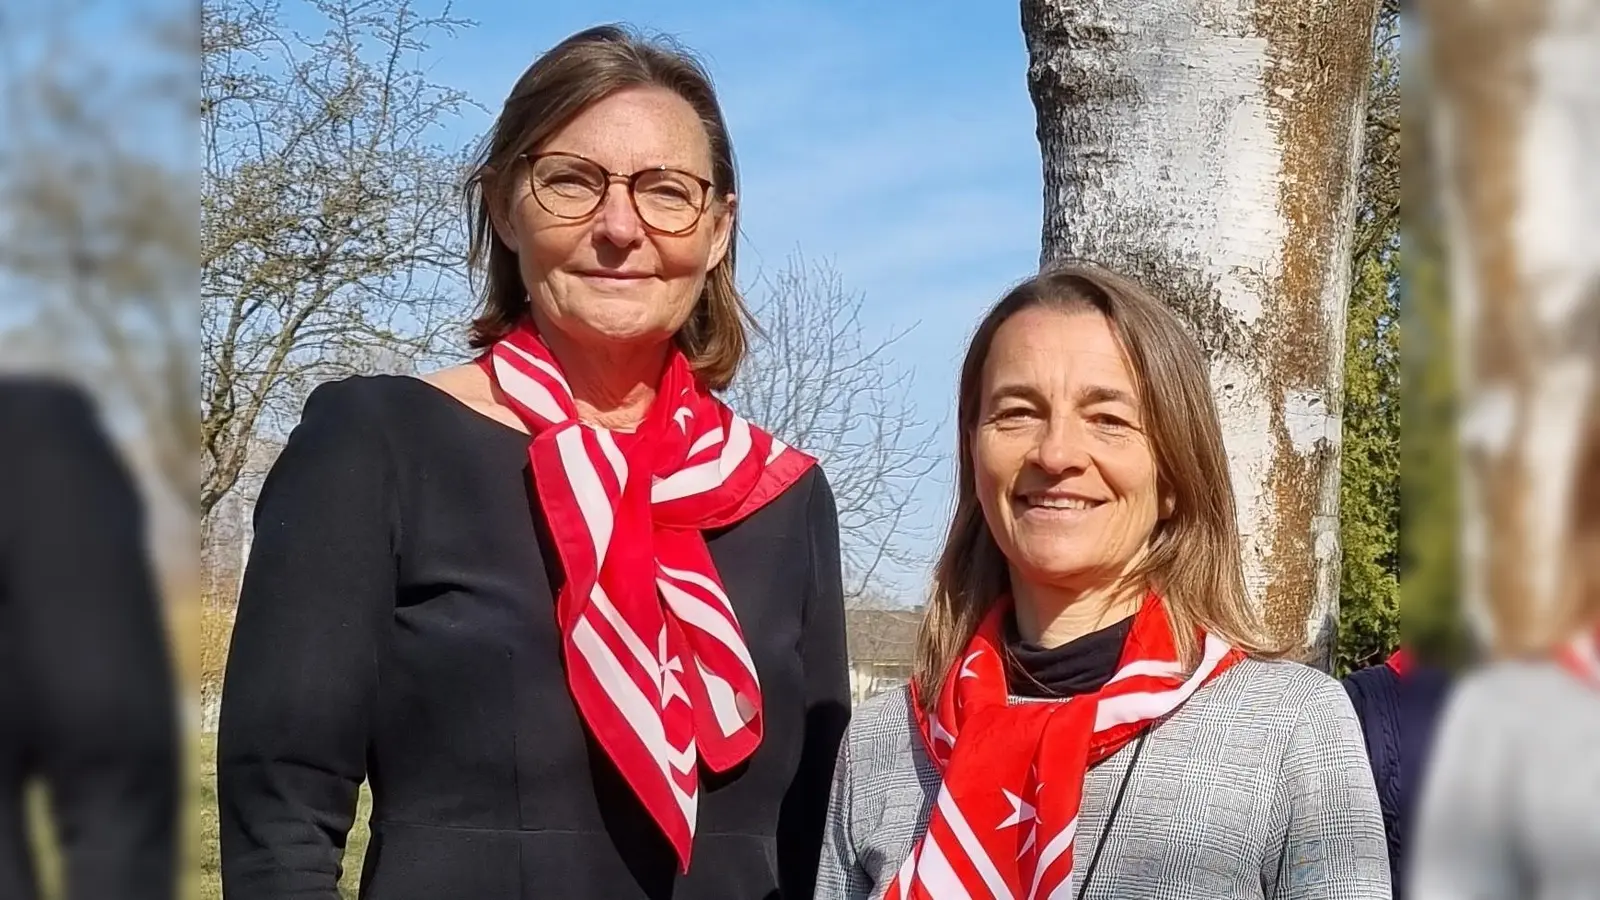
[522,152,717,235]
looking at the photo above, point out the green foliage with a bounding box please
[1334,0,1402,676]
[193,735,372,899]
[1398,231,1471,667]
[1390,0,1471,670]
[1338,246,1401,675]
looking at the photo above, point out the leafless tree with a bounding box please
[201,0,479,522]
[0,0,195,560]
[726,254,942,604]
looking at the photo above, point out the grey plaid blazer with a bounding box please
[815,658,1392,900]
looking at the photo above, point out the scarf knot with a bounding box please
[889,594,1244,900]
[488,322,814,871]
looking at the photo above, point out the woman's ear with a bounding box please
[706,193,737,271]
[1158,481,1177,521]
[485,169,519,253]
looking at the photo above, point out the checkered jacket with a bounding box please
[815,658,1392,900]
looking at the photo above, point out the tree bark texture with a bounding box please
[1023,0,1380,667]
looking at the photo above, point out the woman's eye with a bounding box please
[542,174,599,195]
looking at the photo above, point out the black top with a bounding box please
[1003,614,1132,698]
[217,376,851,900]
[0,379,178,900]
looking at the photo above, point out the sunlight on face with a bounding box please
[973,307,1166,594]
[493,86,735,353]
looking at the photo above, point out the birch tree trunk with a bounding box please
[1022,0,1381,667]
[1418,0,1600,652]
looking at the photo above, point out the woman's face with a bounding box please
[492,86,735,353]
[973,307,1169,595]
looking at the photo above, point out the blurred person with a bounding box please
[815,265,1391,900]
[0,378,179,900]
[1410,388,1600,900]
[217,25,850,900]
[1342,646,1457,899]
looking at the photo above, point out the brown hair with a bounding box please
[462,24,752,389]
[913,263,1289,712]
[1510,385,1600,655]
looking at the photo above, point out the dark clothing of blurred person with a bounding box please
[1342,649,1455,900]
[0,379,179,900]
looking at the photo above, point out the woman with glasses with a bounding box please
[218,25,850,900]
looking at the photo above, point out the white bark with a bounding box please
[1421,0,1600,651]
[1023,0,1380,666]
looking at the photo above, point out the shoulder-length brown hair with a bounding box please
[914,263,1289,711]
[1498,384,1600,656]
[462,24,753,390]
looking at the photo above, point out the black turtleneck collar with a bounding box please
[1004,612,1133,699]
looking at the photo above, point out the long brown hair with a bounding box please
[914,263,1288,712]
[462,24,753,389]
[1505,385,1600,655]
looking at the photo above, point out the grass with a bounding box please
[30,601,372,897]
[195,734,374,899]
[30,733,372,899]
[186,603,373,895]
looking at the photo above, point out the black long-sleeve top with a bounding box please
[0,379,178,900]
[218,376,851,900]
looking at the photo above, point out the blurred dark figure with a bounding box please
[0,378,178,900]
[1342,648,1456,900]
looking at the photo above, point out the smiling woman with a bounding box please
[815,264,1392,900]
[922,264,1284,695]
[471,83,739,430]
[972,306,1169,647]
[216,24,850,900]
[461,28,749,417]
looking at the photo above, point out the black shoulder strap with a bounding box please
[1076,730,1150,900]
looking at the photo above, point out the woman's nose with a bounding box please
[1031,417,1091,474]
[591,183,645,246]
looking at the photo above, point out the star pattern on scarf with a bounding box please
[999,788,1040,857]
[659,630,690,708]
[886,602,1245,900]
[959,650,983,680]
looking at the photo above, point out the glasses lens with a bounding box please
[634,170,706,233]
[529,156,604,218]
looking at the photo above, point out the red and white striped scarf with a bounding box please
[486,322,814,870]
[1558,625,1600,689]
[887,594,1244,900]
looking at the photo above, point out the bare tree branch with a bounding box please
[200,0,481,521]
[726,253,942,604]
[0,0,196,523]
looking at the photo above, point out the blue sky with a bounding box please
[256,0,1044,598]
[0,0,1049,595]
[411,0,1045,598]
[0,0,188,332]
